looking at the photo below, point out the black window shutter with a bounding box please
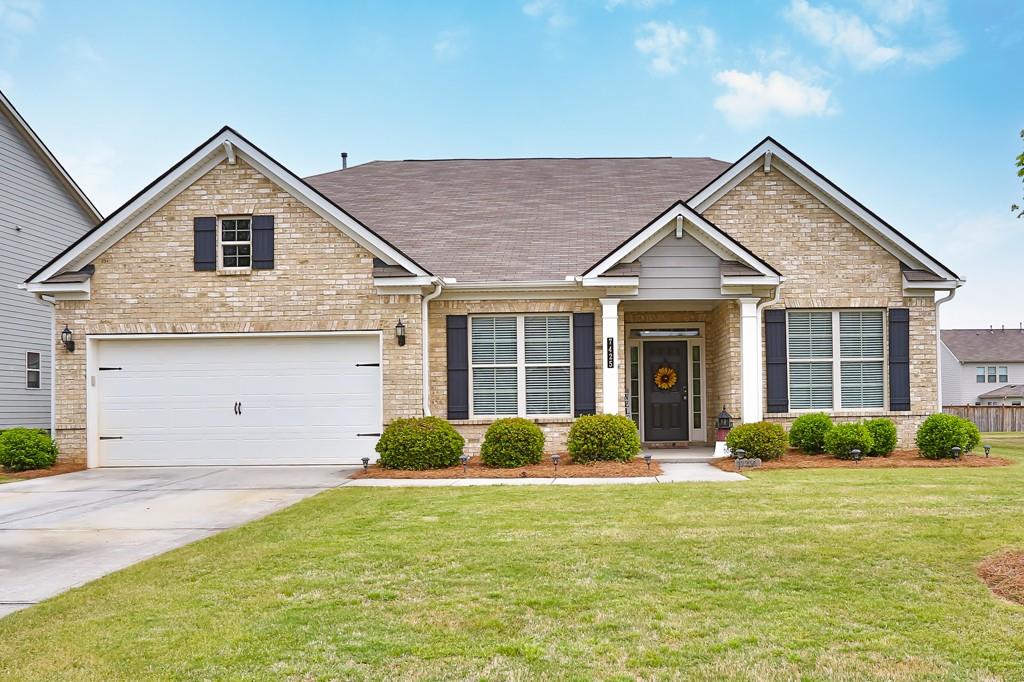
[252,215,275,270]
[446,315,469,420]
[888,308,911,411]
[765,309,788,413]
[573,312,597,416]
[193,217,216,271]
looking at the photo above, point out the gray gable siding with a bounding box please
[628,230,724,300]
[0,109,94,430]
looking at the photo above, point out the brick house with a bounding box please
[25,128,962,466]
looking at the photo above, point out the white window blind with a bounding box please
[839,311,884,408]
[471,317,518,416]
[524,316,571,415]
[787,309,887,411]
[470,315,573,417]
[788,311,834,409]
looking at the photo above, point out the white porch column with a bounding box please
[739,297,763,423]
[600,298,621,415]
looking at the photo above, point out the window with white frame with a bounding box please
[999,366,1008,383]
[220,217,252,269]
[26,352,40,389]
[787,310,885,410]
[470,315,572,417]
[977,367,986,383]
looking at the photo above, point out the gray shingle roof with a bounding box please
[305,157,730,282]
[941,329,1024,362]
[977,384,1024,399]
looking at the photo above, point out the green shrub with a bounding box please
[824,422,874,460]
[480,418,544,468]
[915,413,979,459]
[725,421,787,461]
[788,412,833,454]
[375,417,464,470]
[0,428,58,472]
[863,418,898,456]
[567,414,641,463]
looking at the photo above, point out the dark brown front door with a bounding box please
[643,341,688,441]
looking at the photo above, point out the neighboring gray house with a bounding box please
[940,327,1024,406]
[1,90,100,430]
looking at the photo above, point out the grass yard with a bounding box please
[2,436,1024,680]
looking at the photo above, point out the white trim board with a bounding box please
[28,127,430,286]
[688,137,962,284]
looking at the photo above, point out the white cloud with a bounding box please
[696,25,717,55]
[433,28,467,61]
[713,69,833,127]
[0,0,40,33]
[634,21,689,74]
[785,0,961,70]
[605,0,671,10]
[522,0,573,29]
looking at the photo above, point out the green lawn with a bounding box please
[2,437,1024,681]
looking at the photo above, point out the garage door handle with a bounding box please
[357,433,381,437]
[238,401,243,415]
[233,401,240,415]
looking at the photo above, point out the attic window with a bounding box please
[220,217,251,269]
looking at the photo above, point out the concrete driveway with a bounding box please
[0,466,354,618]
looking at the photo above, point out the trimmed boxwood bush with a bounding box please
[863,418,897,456]
[480,418,544,468]
[567,414,641,463]
[0,428,58,472]
[725,421,787,461]
[788,412,833,454]
[375,417,464,470]
[824,422,874,460]
[915,413,979,460]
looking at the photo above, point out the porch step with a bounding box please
[642,441,689,449]
[644,448,717,464]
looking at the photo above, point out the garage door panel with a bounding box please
[96,335,382,466]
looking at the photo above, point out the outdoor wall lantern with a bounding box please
[60,325,75,353]
[717,407,733,431]
[395,320,406,347]
[984,444,992,458]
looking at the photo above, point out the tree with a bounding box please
[1014,129,1024,219]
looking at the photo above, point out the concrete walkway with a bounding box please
[0,466,353,618]
[343,462,747,487]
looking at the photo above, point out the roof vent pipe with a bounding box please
[341,152,348,170]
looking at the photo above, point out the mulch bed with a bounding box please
[712,448,1012,472]
[1,461,87,480]
[978,551,1024,606]
[352,457,662,479]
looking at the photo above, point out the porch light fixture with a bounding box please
[60,325,75,353]
[951,446,961,460]
[717,407,733,431]
[984,444,992,458]
[460,454,469,474]
[395,320,406,347]
[630,329,700,338]
[361,456,370,472]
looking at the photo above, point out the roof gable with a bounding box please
[688,136,961,283]
[27,127,429,285]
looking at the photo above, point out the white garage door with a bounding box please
[95,334,382,466]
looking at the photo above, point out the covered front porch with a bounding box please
[601,298,764,448]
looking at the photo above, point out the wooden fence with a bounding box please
[943,406,1024,432]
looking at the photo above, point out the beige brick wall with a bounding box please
[704,168,938,445]
[53,159,422,463]
[427,298,601,454]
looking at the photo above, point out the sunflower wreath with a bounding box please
[654,366,678,390]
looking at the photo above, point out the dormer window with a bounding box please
[220,217,252,269]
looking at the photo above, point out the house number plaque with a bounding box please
[606,338,614,368]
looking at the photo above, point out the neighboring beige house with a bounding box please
[941,328,1024,405]
[25,128,962,466]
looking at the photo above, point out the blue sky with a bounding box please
[1,0,1021,328]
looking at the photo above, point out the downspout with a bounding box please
[41,295,57,435]
[755,281,784,416]
[421,279,444,416]
[935,287,958,411]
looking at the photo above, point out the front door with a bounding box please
[643,341,689,441]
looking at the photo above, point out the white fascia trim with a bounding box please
[443,280,583,292]
[581,276,639,288]
[373,276,436,288]
[0,90,102,222]
[585,202,777,279]
[690,139,961,283]
[29,129,429,285]
[902,275,962,293]
[721,275,781,287]
[24,280,90,299]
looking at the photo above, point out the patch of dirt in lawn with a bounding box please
[352,457,662,479]
[2,461,86,480]
[978,551,1024,606]
[712,448,1012,472]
